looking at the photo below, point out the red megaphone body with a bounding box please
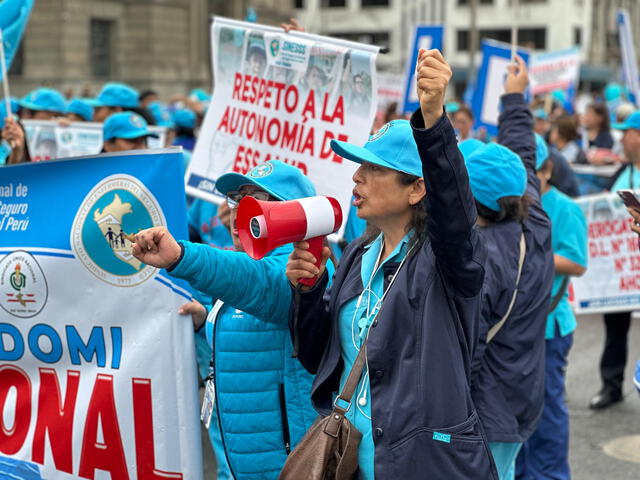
[236,196,343,286]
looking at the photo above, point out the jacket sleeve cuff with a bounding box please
[410,109,453,141]
[500,92,526,107]
[166,241,186,274]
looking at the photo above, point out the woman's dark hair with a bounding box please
[175,126,195,138]
[126,106,156,126]
[587,102,610,133]
[475,195,531,224]
[554,115,580,143]
[362,171,427,250]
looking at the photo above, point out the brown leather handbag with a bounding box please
[278,344,367,480]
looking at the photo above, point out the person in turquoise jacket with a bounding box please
[131,160,319,480]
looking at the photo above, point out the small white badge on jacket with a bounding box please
[201,380,215,429]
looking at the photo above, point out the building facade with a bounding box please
[8,0,292,99]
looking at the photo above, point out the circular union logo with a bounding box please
[60,131,73,144]
[248,162,274,178]
[70,174,166,287]
[368,122,390,142]
[0,251,48,318]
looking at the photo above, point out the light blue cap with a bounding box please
[533,108,548,120]
[551,89,566,105]
[446,101,460,113]
[66,98,94,121]
[19,88,66,113]
[189,88,211,103]
[172,108,196,129]
[148,101,175,128]
[466,143,527,211]
[215,160,316,201]
[88,82,140,109]
[458,138,485,159]
[535,133,549,170]
[605,83,624,102]
[330,120,423,178]
[612,110,640,130]
[103,112,158,141]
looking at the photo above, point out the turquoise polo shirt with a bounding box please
[337,231,411,480]
[541,187,588,339]
[611,164,640,191]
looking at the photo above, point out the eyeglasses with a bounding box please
[225,190,271,209]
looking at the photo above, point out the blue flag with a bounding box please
[0,0,35,75]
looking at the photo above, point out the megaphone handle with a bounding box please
[299,236,324,287]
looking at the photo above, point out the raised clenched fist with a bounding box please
[415,49,452,129]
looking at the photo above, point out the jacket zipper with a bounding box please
[211,302,239,479]
[278,383,292,454]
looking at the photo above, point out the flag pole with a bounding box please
[0,29,13,121]
[511,0,519,61]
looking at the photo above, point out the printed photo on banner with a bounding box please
[22,120,167,162]
[0,149,202,479]
[401,25,444,115]
[572,192,640,314]
[471,40,531,137]
[186,17,380,239]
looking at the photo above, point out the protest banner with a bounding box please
[471,40,530,137]
[186,17,379,239]
[572,192,640,314]
[400,25,444,115]
[376,71,404,113]
[22,120,167,163]
[0,149,202,479]
[617,9,640,106]
[529,47,581,97]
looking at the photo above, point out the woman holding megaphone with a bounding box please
[131,161,323,480]
[282,49,498,479]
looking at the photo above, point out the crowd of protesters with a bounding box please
[2,20,640,480]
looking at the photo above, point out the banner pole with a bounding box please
[0,29,13,121]
[511,0,519,61]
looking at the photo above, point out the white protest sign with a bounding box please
[529,47,581,96]
[22,120,167,162]
[573,192,640,313]
[186,17,379,239]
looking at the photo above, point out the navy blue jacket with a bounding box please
[549,146,580,198]
[470,93,555,443]
[291,113,498,479]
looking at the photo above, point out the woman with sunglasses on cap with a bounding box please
[131,161,322,480]
[459,57,554,479]
[285,49,497,479]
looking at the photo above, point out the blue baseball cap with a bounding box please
[466,142,527,211]
[66,98,94,122]
[189,88,211,103]
[103,112,158,141]
[605,83,624,102]
[533,108,548,120]
[172,108,197,129]
[148,102,175,128]
[215,160,316,201]
[89,82,140,109]
[458,138,485,159]
[612,110,640,130]
[330,120,423,178]
[19,88,66,113]
[535,134,549,170]
[445,101,460,113]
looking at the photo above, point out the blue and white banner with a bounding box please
[401,25,444,115]
[0,149,202,479]
[617,9,640,106]
[471,40,531,137]
[573,192,640,314]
